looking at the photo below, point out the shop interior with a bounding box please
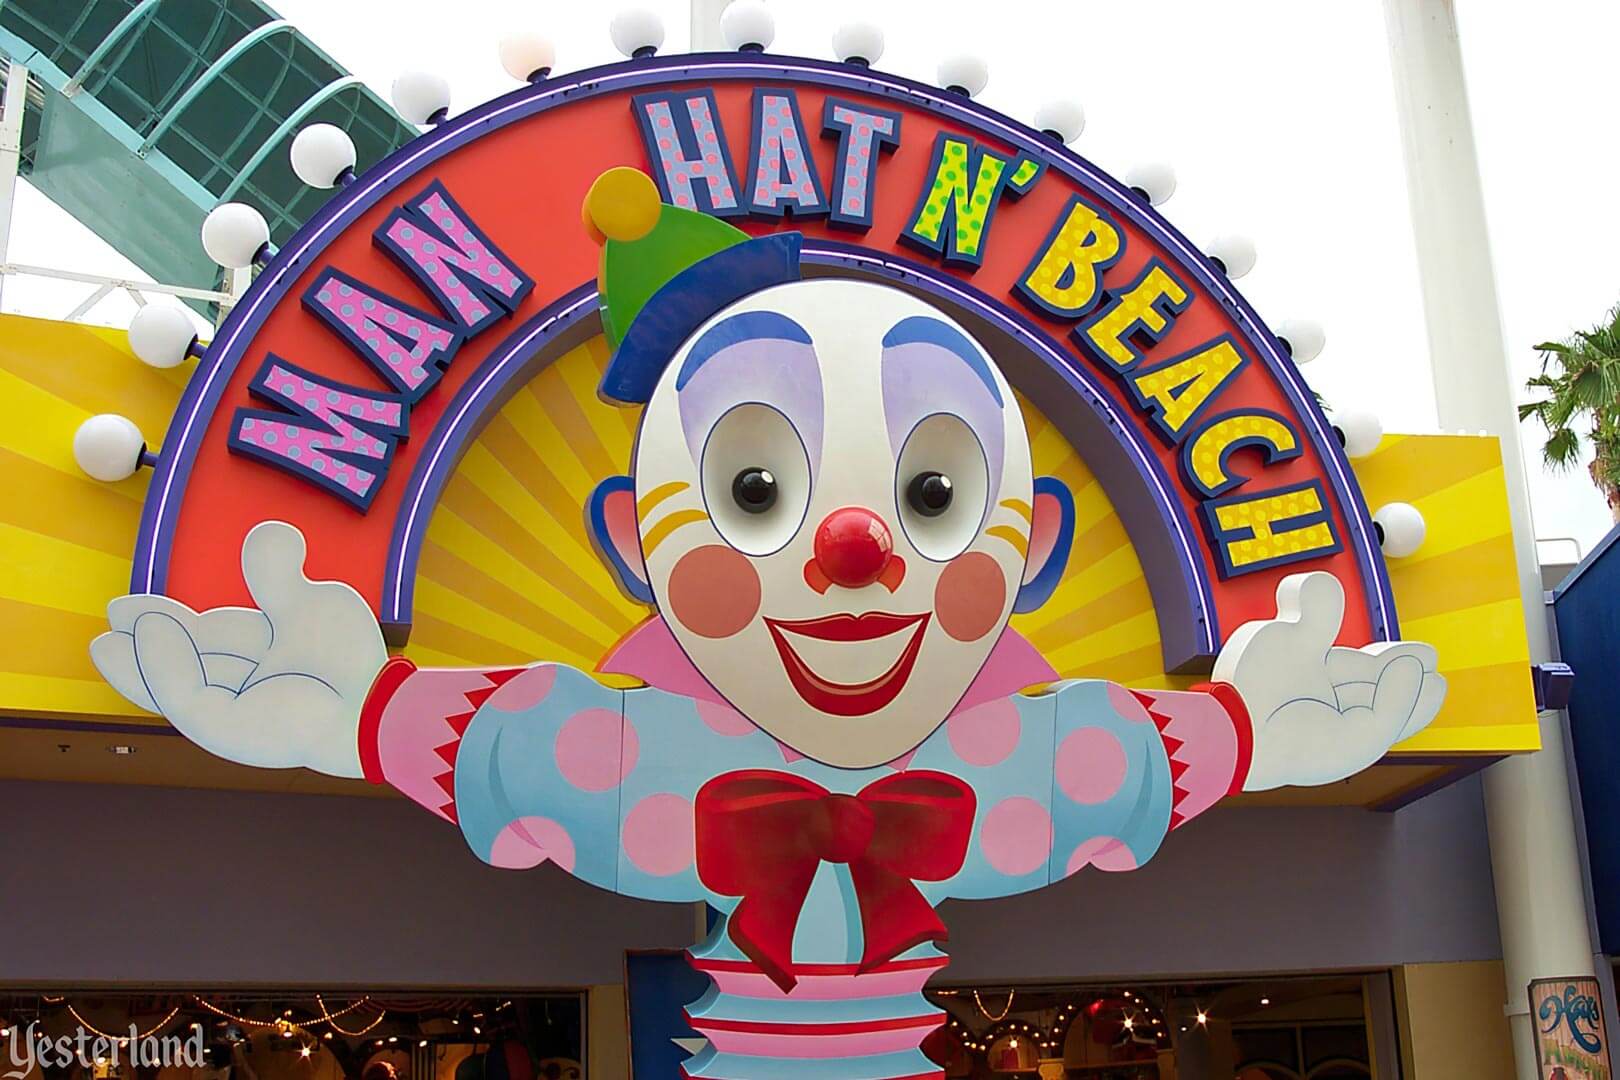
[0,975,1390,1079]
[924,975,1382,1080]
[0,994,583,1080]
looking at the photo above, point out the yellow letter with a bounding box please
[1016,195,1122,317]
[1077,261,1191,370]
[1184,412,1300,496]
[1130,336,1247,442]
[1206,483,1338,575]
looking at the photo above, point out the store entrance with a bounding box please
[0,993,585,1080]
[925,975,1388,1080]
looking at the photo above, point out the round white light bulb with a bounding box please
[721,0,775,51]
[832,21,884,66]
[73,414,146,482]
[127,304,199,368]
[1033,99,1085,144]
[1373,502,1426,557]
[499,32,556,82]
[289,123,357,189]
[201,203,270,269]
[391,71,451,126]
[1205,234,1257,278]
[1333,410,1384,458]
[610,8,666,58]
[1123,161,1176,206]
[1277,318,1326,363]
[937,53,989,97]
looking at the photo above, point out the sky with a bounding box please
[5,0,1617,558]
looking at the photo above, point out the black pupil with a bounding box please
[733,468,777,513]
[908,472,953,517]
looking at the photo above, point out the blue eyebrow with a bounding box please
[677,311,813,390]
[881,316,1002,406]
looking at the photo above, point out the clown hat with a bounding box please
[583,166,801,404]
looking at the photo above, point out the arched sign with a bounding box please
[130,53,1394,674]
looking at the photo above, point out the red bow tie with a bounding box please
[694,768,977,992]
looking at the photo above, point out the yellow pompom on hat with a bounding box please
[582,166,662,244]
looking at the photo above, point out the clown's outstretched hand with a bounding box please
[90,521,385,778]
[1214,571,1446,791]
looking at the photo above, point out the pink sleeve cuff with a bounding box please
[1195,682,1253,796]
[1131,681,1252,829]
[359,656,417,784]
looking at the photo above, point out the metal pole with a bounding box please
[0,61,29,310]
[219,264,251,325]
[690,0,730,52]
[1381,1,1595,1074]
[64,282,116,321]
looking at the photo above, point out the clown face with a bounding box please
[605,279,1063,768]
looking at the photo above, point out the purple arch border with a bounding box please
[130,52,1397,667]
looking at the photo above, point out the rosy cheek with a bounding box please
[666,544,762,639]
[934,551,1009,642]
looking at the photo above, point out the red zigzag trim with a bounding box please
[1133,691,1194,830]
[428,668,524,825]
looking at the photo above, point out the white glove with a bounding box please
[1213,571,1446,792]
[90,521,387,778]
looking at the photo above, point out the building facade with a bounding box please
[0,34,1583,1080]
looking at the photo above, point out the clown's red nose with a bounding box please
[813,507,893,589]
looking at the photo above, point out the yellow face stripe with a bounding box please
[986,524,1030,559]
[637,480,690,521]
[998,497,1033,524]
[641,508,710,558]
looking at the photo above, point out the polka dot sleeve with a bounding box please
[910,682,1180,902]
[1048,682,1177,881]
[452,664,635,894]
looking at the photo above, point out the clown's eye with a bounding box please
[895,413,989,562]
[906,471,953,517]
[732,468,778,513]
[701,402,812,556]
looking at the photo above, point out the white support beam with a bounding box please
[690,0,730,52]
[0,61,30,310]
[0,262,233,306]
[64,282,115,321]
[1381,3,1595,1076]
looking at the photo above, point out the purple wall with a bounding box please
[943,774,1503,982]
[0,775,1500,988]
[0,779,692,988]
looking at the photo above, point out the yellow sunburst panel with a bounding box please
[408,336,648,683]
[1010,395,1171,688]
[0,314,188,721]
[1355,434,1539,754]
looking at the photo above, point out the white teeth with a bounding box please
[780,625,915,686]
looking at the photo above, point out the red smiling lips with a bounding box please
[763,611,931,717]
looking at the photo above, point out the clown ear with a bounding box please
[1013,476,1075,614]
[587,475,654,604]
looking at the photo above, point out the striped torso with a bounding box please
[684,937,948,1079]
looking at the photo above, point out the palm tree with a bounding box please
[1520,302,1620,521]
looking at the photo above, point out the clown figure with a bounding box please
[93,168,1446,1080]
